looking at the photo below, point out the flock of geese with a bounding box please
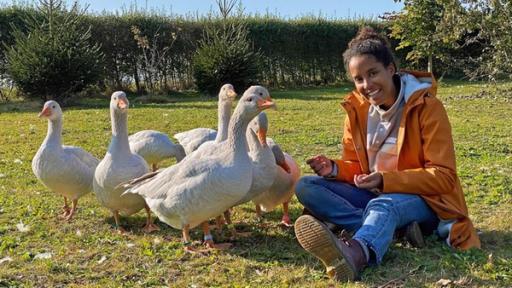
[31,84,300,252]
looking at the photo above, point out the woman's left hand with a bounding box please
[354,172,383,191]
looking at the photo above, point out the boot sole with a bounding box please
[295,215,357,281]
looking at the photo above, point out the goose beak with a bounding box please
[38,106,51,118]
[257,97,276,110]
[257,128,268,146]
[227,89,237,99]
[118,98,128,110]
[278,161,292,174]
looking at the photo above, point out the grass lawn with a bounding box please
[0,81,511,287]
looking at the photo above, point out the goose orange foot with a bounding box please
[280,214,293,227]
[143,223,160,233]
[204,239,232,250]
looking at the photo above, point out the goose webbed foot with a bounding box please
[143,204,160,233]
[204,239,232,250]
[142,223,160,233]
[280,215,293,227]
[113,210,127,234]
[59,197,71,219]
[61,199,78,222]
[279,202,293,227]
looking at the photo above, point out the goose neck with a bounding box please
[43,117,63,147]
[226,111,251,158]
[215,101,232,142]
[109,110,131,154]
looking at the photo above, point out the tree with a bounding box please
[4,0,103,102]
[192,0,260,96]
[131,24,177,94]
[387,0,460,73]
[453,0,512,81]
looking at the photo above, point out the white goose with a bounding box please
[32,100,99,221]
[252,138,301,226]
[129,130,186,171]
[93,91,159,233]
[121,87,275,250]
[218,101,277,233]
[173,84,237,154]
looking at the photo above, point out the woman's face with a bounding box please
[348,54,397,110]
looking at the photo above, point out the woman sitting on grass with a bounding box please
[293,27,481,282]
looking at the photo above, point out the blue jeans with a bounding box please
[295,175,438,264]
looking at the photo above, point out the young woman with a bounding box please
[293,27,480,282]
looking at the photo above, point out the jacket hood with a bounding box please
[399,71,433,103]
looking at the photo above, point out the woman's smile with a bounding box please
[348,54,397,110]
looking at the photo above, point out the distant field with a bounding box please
[0,81,511,287]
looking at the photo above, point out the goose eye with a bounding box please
[114,97,117,100]
[259,92,263,96]
[247,97,253,102]
[52,105,55,109]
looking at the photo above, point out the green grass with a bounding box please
[0,81,511,287]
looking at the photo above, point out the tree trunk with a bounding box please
[427,54,433,73]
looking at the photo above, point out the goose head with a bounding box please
[235,86,275,122]
[219,84,237,103]
[249,112,269,147]
[244,85,275,107]
[110,91,129,114]
[38,100,63,121]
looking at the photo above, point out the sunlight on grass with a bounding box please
[0,83,511,287]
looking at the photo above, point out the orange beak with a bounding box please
[257,97,275,110]
[227,89,237,99]
[38,106,51,118]
[117,98,128,109]
[279,161,292,174]
[257,128,267,146]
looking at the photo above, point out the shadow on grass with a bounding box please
[0,93,216,114]
[213,206,314,267]
[479,229,512,252]
[0,85,354,114]
[363,228,512,286]
[104,205,313,267]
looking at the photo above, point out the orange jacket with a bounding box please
[333,71,480,250]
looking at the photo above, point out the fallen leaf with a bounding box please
[97,256,107,264]
[454,276,472,285]
[13,159,22,164]
[34,252,52,260]
[16,221,30,232]
[436,278,452,287]
[0,257,13,264]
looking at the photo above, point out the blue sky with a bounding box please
[1,0,404,19]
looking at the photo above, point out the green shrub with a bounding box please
[4,0,103,102]
[192,20,260,96]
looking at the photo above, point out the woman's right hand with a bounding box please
[306,155,333,177]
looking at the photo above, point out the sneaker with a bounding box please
[295,215,367,281]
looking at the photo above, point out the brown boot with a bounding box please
[295,215,368,281]
[395,221,426,248]
[404,221,425,248]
